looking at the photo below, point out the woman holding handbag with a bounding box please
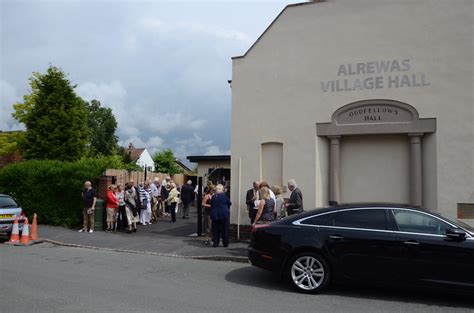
[124,183,139,233]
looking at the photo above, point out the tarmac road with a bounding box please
[1,243,473,313]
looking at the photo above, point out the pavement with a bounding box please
[31,205,248,262]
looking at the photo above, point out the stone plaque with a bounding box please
[457,203,474,219]
[335,103,415,125]
[316,99,436,136]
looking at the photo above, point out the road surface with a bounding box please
[1,243,472,313]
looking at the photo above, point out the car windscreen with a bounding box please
[0,196,18,208]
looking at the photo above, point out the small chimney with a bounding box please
[128,142,134,150]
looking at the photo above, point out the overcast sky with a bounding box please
[1,0,301,160]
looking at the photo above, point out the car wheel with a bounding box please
[286,252,330,294]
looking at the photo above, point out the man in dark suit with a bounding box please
[245,181,260,224]
[180,180,195,219]
[285,179,304,216]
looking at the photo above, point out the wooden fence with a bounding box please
[105,169,186,186]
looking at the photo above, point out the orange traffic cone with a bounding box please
[19,217,31,245]
[30,213,39,241]
[8,216,20,244]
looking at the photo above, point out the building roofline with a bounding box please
[231,1,325,60]
[186,155,231,163]
[175,158,193,173]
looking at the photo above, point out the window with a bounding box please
[334,209,387,230]
[301,213,336,226]
[301,209,386,230]
[0,196,18,208]
[392,210,451,235]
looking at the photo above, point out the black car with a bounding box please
[248,203,474,294]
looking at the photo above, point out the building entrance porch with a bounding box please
[317,100,436,207]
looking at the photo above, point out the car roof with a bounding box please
[282,203,430,222]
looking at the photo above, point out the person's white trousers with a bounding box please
[140,203,152,224]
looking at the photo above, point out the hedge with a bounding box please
[0,156,122,227]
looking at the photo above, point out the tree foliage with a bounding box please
[0,132,24,157]
[153,149,182,174]
[85,99,118,157]
[0,156,122,227]
[12,66,88,161]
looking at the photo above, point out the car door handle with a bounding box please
[403,241,419,246]
[329,235,344,240]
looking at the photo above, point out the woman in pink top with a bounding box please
[106,185,118,232]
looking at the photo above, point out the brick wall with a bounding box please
[0,152,22,168]
[97,176,113,200]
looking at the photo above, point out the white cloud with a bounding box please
[139,18,253,44]
[76,81,127,109]
[0,80,24,131]
[205,145,230,156]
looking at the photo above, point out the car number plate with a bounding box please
[0,214,14,219]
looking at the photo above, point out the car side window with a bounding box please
[392,210,450,235]
[301,213,336,226]
[334,209,387,230]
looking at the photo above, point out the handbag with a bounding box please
[126,200,139,216]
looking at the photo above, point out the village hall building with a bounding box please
[230,0,473,232]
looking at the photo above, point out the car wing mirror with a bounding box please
[445,228,466,241]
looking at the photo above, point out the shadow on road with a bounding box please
[225,266,474,309]
[225,266,292,292]
[325,284,474,310]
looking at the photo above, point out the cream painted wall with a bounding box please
[261,142,284,187]
[196,160,231,178]
[340,135,410,203]
[231,0,473,226]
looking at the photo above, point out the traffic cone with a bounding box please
[30,213,39,241]
[19,217,31,246]
[8,216,20,244]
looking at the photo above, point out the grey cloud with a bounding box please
[1,0,289,160]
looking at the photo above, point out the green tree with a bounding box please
[152,149,182,174]
[12,66,88,161]
[85,99,118,157]
[0,131,24,157]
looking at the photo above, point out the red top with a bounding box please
[106,190,118,209]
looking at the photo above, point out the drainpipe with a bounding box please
[237,158,242,240]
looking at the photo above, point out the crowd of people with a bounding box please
[245,179,304,226]
[79,176,197,234]
[80,176,303,248]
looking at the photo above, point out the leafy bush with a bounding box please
[0,156,120,227]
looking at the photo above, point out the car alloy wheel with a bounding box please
[288,252,330,294]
